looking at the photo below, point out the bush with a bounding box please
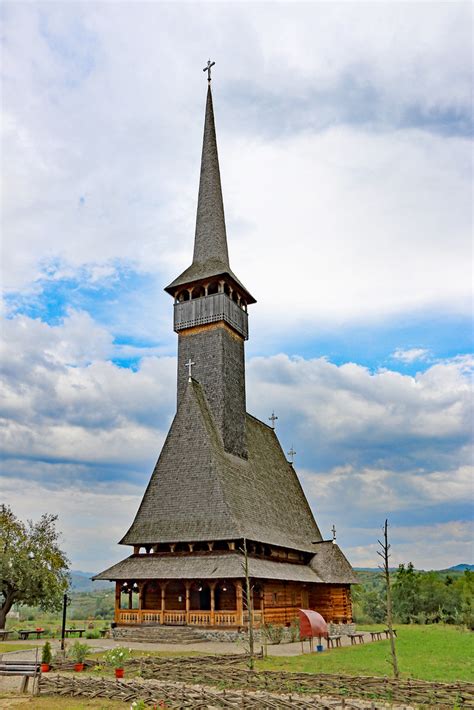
[261,623,284,644]
[41,641,52,665]
[104,646,131,669]
[86,629,101,639]
[289,619,300,642]
[69,641,90,663]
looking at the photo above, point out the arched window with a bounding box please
[207,281,219,295]
[192,285,205,299]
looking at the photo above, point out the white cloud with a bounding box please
[392,348,430,364]
[1,2,471,331]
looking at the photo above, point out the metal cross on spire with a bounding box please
[185,358,196,382]
[331,524,337,543]
[268,411,278,429]
[287,446,296,463]
[203,59,215,83]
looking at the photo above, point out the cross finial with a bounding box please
[287,445,296,463]
[184,358,196,382]
[268,411,278,429]
[203,59,215,83]
[331,524,337,543]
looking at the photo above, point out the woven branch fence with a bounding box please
[38,674,405,709]
[131,658,474,707]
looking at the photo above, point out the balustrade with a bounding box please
[116,609,239,627]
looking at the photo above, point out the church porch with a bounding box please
[115,579,244,628]
[113,578,352,629]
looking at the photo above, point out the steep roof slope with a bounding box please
[121,379,322,552]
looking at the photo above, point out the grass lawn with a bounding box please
[258,624,474,682]
[0,644,38,654]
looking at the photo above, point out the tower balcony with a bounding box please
[173,292,248,340]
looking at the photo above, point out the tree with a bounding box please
[0,505,70,628]
[377,519,399,679]
[393,562,420,622]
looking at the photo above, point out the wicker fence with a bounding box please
[38,674,402,709]
[131,657,474,707]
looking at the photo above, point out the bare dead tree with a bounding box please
[240,537,255,670]
[377,519,400,679]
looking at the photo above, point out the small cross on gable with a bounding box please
[268,411,278,429]
[185,358,196,382]
[287,446,296,463]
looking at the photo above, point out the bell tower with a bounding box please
[165,80,255,460]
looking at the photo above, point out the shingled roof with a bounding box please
[309,542,359,584]
[120,379,322,553]
[94,552,324,583]
[164,85,255,303]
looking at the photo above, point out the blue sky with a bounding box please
[1,1,472,571]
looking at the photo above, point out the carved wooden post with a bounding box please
[185,581,191,623]
[115,582,120,623]
[128,589,133,610]
[161,582,168,625]
[236,580,244,626]
[210,582,216,625]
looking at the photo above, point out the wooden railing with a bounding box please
[117,609,239,626]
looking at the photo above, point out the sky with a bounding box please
[1,1,472,574]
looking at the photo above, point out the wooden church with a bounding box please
[94,73,357,632]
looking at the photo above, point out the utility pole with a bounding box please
[60,593,69,652]
[377,519,399,679]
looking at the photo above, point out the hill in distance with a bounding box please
[354,563,473,573]
[70,570,113,592]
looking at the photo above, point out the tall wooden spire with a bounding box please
[193,85,229,269]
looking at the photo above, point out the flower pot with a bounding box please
[74,663,85,672]
[115,668,124,679]
[40,663,50,673]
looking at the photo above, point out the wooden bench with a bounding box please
[0,630,13,640]
[370,631,383,641]
[327,634,342,649]
[0,659,41,693]
[18,629,44,640]
[348,632,365,645]
[383,628,397,638]
[64,628,86,638]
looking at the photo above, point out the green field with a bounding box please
[260,624,474,682]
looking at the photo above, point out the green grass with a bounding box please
[258,624,474,682]
[0,643,39,654]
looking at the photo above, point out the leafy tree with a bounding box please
[0,505,70,628]
[362,588,387,623]
[393,562,420,622]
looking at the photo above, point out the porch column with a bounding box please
[161,582,168,625]
[185,581,191,623]
[115,582,120,623]
[236,580,244,627]
[209,582,216,625]
[128,589,133,610]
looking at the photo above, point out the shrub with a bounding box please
[41,641,52,665]
[104,646,131,669]
[261,623,284,644]
[289,619,300,642]
[69,641,90,663]
[86,629,101,639]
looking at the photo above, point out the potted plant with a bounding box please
[70,640,90,671]
[41,641,52,672]
[104,646,131,678]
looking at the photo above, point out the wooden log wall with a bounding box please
[165,581,186,610]
[308,584,352,622]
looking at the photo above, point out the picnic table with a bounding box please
[370,631,383,641]
[64,628,86,638]
[18,628,44,640]
[0,630,13,640]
